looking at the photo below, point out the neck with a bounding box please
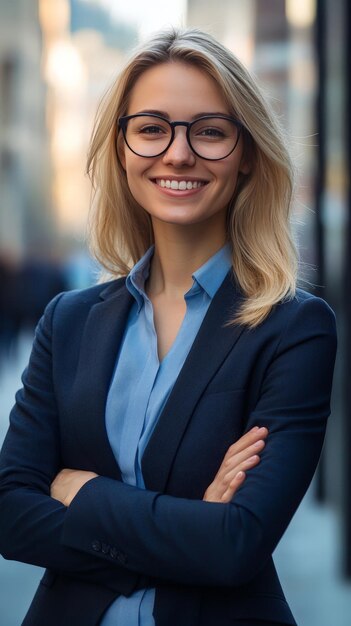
[146,219,228,299]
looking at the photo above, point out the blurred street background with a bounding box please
[0,0,350,624]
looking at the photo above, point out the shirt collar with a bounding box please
[191,242,232,299]
[126,246,154,312]
[126,242,232,310]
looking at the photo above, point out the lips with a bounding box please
[154,178,208,190]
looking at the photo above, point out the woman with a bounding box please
[0,28,337,626]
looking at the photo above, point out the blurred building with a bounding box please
[187,0,255,64]
[321,0,351,578]
[0,0,52,258]
[39,0,137,242]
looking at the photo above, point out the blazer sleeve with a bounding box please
[0,294,146,596]
[60,295,337,587]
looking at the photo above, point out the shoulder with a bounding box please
[278,287,336,329]
[270,287,337,354]
[41,277,128,324]
[237,286,337,360]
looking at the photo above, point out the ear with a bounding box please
[239,156,251,175]
[238,132,253,175]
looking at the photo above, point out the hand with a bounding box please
[50,468,99,507]
[203,426,268,503]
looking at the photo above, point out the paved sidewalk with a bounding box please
[274,485,351,626]
[0,335,350,625]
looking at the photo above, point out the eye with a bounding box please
[197,127,225,138]
[192,122,228,140]
[139,125,167,135]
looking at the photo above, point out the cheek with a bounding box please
[123,155,141,187]
[216,164,240,201]
[125,165,149,206]
[126,163,141,185]
[125,174,139,202]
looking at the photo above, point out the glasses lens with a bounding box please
[124,115,172,157]
[190,117,239,160]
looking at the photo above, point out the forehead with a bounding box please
[127,61,230,117]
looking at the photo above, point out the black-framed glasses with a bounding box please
[118,113,243,161]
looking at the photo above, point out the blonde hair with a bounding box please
[87,27,298,328]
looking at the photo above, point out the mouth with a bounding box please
[153,178,209,191]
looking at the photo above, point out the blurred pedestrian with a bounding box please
[0,253,21,365]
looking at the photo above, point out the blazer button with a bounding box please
[91,540,101,552]
[109,546,119,559]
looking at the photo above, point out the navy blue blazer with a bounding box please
[0,271,337,626]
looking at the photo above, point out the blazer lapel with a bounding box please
[141,271,246,493]
[71,280,133,479]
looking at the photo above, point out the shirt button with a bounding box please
[91,540,101,552]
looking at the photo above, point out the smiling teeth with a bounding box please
[156,179,204,190]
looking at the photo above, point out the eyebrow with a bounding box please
[133,109,231,120]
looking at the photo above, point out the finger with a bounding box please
[223,453,261,485]
[221,438,266,473]
[224,427,268,460]
[228,438,266,464]
[220,470,246,502]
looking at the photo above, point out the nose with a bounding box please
[162,127,196,167]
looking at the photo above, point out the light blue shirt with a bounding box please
[102,243,232,626]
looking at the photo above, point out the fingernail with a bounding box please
[251,426,259,432]
[254,440,264,448]
[247,455,258,463]
[237,471,245,479]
